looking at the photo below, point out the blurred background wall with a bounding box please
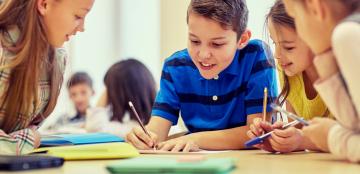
[41,0,276,129]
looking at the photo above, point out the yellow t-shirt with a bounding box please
[279,71,331,120]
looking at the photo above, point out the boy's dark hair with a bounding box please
[187,0,249,40]
[104,59,156,124]
[67,72,93,89]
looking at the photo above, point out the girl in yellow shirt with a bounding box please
[247,0,331,153]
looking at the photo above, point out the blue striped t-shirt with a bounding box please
[152,39,278,133]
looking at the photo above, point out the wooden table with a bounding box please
[1,150,359,174]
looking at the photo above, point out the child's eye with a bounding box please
[191,40,200,45]
[212,43,224,47]
[284,47,295,51]
[75,15,83,20]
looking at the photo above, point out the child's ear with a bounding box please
[237,29,252,49]
[305,0,326,21]
[37,0,49,16]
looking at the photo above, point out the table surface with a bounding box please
[1,150,359,174]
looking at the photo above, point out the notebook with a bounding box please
[138,149,230,155]
[40,133,124,147]
[32,142,139,160]
[106,157,235,174]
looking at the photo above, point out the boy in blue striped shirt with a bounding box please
[126,0,278,152]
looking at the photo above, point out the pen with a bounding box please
[128,101,156,150]
[270,103,309,126]
[245,120,300,147]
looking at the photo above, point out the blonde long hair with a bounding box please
[0,0,63,133]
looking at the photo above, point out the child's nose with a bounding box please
[274,48,282,60]
[198,48,211,60]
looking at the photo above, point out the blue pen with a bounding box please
[270,103,310,126]
[245,120,299,147]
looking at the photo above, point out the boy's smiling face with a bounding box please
[187,12,248,79]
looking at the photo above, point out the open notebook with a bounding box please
[40,133,124,147]
[32,142,139,160]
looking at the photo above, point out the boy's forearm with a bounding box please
[146,116,172,142]
[188,126,252,150]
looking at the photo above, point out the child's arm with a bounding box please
[0,128,40,155]
[146,116,172,142]
[302,117,337,152]
[328,123,360,163]
[156,113,261,151]
[314,22,360,131]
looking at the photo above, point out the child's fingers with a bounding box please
[259,121,273,132]
[30,129,41,148]
[268,137,287,152]
[273,127,297,138]
[127,132,151,150]
[183,142,192,152]
[133,126,154,147]
[270,132,289,145]
[253,118,262,126]
[250,124,262,136]
[271,121,284,129]
[159,142,176,151]
[258,143,276,153]
[149,132,159,145]
[171,142,186,152]
[247,130,257,139]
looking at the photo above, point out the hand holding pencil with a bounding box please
[125,101,158,150]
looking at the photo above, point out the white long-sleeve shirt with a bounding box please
[313,13,360,163]
[85,107,138,138]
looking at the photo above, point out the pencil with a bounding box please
[262,87,268,122]
[128,101,156,150]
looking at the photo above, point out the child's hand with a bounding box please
[157,135,200,152]
[247,118,281,152]
[269,126,304,153]
[30,128,41,148]
[126,126,158,150]
[302,117,337,152]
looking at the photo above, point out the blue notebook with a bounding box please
[40,133,124,147]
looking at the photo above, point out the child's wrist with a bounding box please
[296,131,308,151]
[185,133,201,146]
[313,50,339,80]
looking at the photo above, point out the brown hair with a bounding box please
[104,59,156,124]
[265,0,295,107]
[343,0,360,12]
[267,0,330,117]
[187,0,249,40]
[67,72,93,89]
[0,0,63,133]
[296,0,360,14]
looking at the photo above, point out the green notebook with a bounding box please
[106,157,235,174]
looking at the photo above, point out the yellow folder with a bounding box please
[32,142,139,160]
